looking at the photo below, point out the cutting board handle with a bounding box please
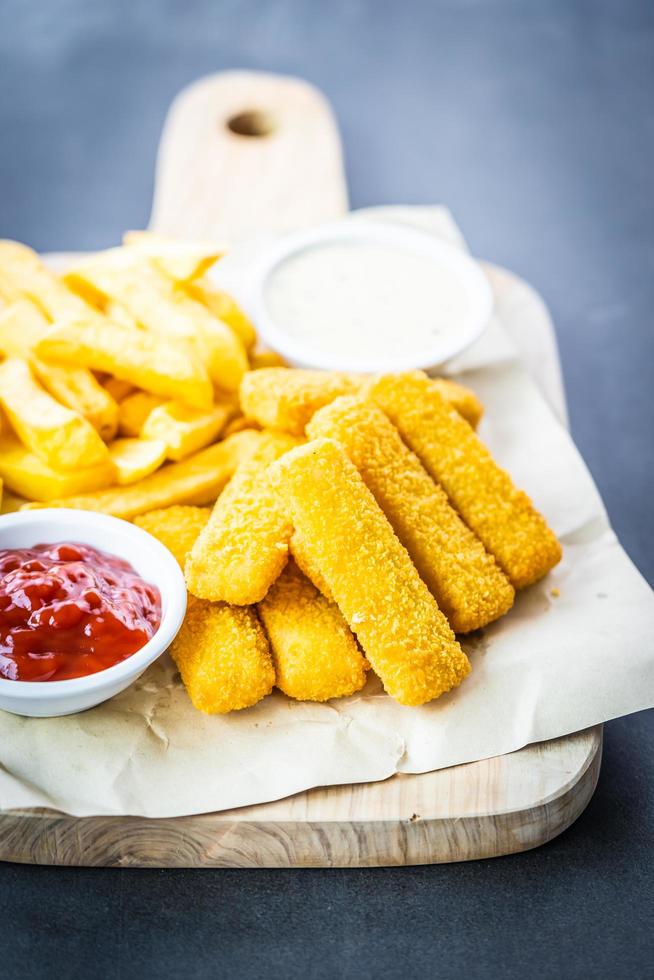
[148,70,348,243]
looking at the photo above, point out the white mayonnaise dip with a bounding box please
[263,241,471,369]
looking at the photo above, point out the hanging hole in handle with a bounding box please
[226,110,276,138]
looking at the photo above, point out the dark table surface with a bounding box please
[1,1,653,978]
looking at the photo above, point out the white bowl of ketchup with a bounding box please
[0,509,187,717]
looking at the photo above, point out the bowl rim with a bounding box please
[0,509,187,699]
[250,218,494,372]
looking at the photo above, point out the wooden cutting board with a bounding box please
[0,71,601,868]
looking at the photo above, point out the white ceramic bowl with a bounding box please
[249,219,493,372]
[0,509,187,717]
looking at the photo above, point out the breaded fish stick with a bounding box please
[240,368,483,435]
[308,397,514,632]
[366,372,562,589]
[270,439,470,706]
[185,431,299,604]
[258,560,368,702]
[135,506,275,713]
[290,530,334,600]
[23,430,260,518]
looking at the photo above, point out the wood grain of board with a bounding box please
[1,71,601,867]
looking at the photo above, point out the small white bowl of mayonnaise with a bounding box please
[250,220,493,372]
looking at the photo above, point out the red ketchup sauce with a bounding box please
[0,542,161,682]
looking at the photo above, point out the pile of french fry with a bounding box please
[0,233,562,716]
[0,233,282,510]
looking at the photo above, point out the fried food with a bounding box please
[240,368,483,436]
[308,396,514,632]
[135,505,275,714]
[366,371,562,589]
[0,434,115,501]
[118,391,166,437]
[135,505,211,564]
[185,431,299,604]
[0,240,98,321]
[0,299,118,439]
[185,278,257,351]
[36,317,214,409]
[108,437,167,485]
[248,348,288,370]
[240,368,362,436]
[123,230,226,282]
[23,430,260,518]
[289,529,334,600]
[269,438,471,706]
[258,560,368,701]
[141,398,235,461]
[0,358,109,470]
[64,250,247,391]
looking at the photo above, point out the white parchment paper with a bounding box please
[1,208,652,818]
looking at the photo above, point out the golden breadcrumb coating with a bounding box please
[239,368,483,436]
[308,397,514,632]
[239,368,362,436]
[134,504,274,714]
[171,597,275,714]
[23,430,261,519]
[185,430,300,604]
[270,439,470,706]
[134,505,211,564]
[258,560,369,701]
[432,378,484,429]
[366,372,562,589]
[290,529,334,600]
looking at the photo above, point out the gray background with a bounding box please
[1,1,653,978]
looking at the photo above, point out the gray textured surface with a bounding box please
[1,1,653,978]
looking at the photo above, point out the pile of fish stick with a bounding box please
[0,233,562,713]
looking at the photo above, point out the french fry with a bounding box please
[118,391,166,437]
[0,300,118,439]
[0,358,109,470]
[23,430,261,518]
[36,318,214,409]
[64,250,247,391]
[102,376,135,403]
[141,398,235,461]
[123,230,226,282]
[0,240,98,321]
[185,278,257,351]
[308,396,514,632]
[258,560,369,702]
[239,368,484,435]
[0,486,26,514]
[185,431,300,604]
[0,434,116,501]
[366,372,562,589]
[108,438,167,485]
[269,438,471,706]
[134,505,275,714]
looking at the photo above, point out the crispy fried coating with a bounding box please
[134,504,275,714]
[366,372,562,589]
[185,431,300,604]
[432,378,484,429]
[258,561,368,701]
[308,397,514,632]
[23,430,261,518]
[172,598,274,713]
[269,439,470,706]
[289,529,334,600]
[239,368,483,436]
[239,369,362,436]
[134,505,211,563]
